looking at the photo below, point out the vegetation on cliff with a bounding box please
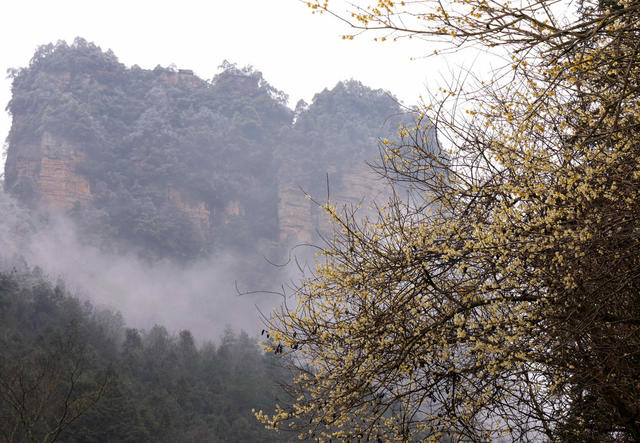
[4,38,408,260]
[284,79,408,194]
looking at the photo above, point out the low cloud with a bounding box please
[0,190,303,342]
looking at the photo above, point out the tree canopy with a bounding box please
[283,79,410,197]
[0,269,295,442]
[258,0,640,441]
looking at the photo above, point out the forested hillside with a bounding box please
[0,269,295,442]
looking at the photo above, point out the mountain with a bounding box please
[0,38,419,442]
[4,38,409,260]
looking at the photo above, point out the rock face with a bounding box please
[167,186,211,237]
[158,69,203,88]
[223,200,245,218]
[5,129,386,247]
[5,132,92,210]
[38,155,92,210]
[278,180,316,244]
[277,164,387,245]
[5,131,213,238]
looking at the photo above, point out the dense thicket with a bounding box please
[4,38,408,260]
[0,269,293,442]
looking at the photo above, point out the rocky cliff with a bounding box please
[5,131,385,251]
[166,186,211,238]
[5,132,91,210]
[4,39,411,259]
[277,164,387,245]
[5,129,385,247]
[5,130,212,238]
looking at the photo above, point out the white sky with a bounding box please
[0,0,494,162]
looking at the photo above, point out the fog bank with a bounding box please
[0,190,297,341]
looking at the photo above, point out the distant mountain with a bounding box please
[4,38,410,260]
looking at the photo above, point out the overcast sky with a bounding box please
[0,0,496,162]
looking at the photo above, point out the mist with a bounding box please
[0,188,298,342]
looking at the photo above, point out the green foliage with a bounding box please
[283,80,411,196]
[0,270,294,442]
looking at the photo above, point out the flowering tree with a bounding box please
[257,0,640,440]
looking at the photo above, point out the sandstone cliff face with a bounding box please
[277,164,387,245]
[6,130,214,238]
[38,155,92,210]
[6,128,386,248]
[167,186,211,235]
[6,132,92,210]
[223,200,245,219]
[278,180,315,244]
